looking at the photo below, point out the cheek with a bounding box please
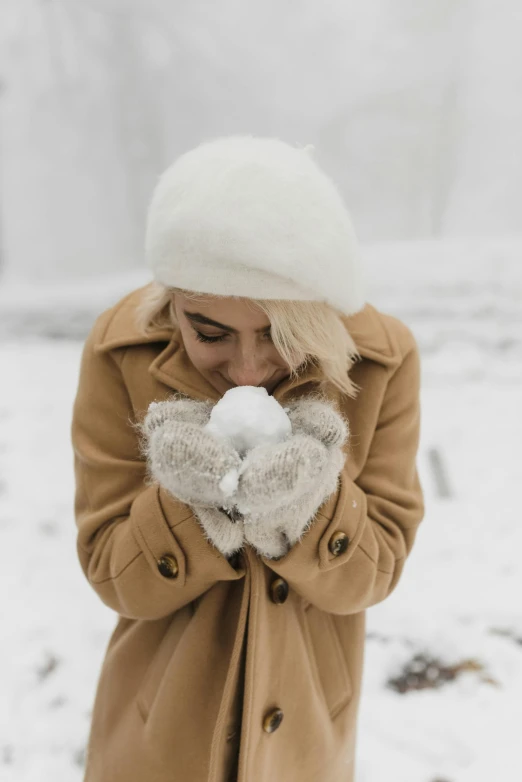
[186,343,222,370]
[179,326,218,369]
[267,344,290,368]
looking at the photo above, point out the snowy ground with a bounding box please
[0,240,521,781]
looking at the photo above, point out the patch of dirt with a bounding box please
[387,652,500,693]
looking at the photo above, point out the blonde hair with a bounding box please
[135,281,361,398]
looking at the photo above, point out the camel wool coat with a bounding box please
[71,283,424,782]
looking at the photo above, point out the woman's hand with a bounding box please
[233,397,349,559]
[137,396,245,557]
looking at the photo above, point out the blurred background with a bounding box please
[0,2,520,781]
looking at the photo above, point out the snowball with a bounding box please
[204,386,292,458]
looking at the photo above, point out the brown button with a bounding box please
[262,707,284,733]
[157,554,179,578]
[328,530,349,556]
[270,577,289,604]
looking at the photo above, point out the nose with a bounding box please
[227,345,269,388]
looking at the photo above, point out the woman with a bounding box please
[71,135,424,782]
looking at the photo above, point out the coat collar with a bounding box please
[95,284,399,403]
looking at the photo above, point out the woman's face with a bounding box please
[172,292,291,396]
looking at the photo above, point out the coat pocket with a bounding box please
[136,605,193,723]
[302,603,353,719]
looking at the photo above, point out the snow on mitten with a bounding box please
[234,397,349,560]
[135,396,245,557]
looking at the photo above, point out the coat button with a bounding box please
[262,707,284,733]
[157,554,179,578]
[270,577,289,604]
[328,530,349,556]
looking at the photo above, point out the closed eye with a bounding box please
[194,330,227,343]
[193,329,272,343]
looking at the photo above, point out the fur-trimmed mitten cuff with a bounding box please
[191,505,245,558]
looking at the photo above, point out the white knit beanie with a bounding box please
[145,135,365,316]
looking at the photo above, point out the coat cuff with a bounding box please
[260,470,367,578]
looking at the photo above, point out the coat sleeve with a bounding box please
[261,324,424,615]
[70,308,244,621]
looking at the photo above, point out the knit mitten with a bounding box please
[136,395,245,557]
[233,397,349,559]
